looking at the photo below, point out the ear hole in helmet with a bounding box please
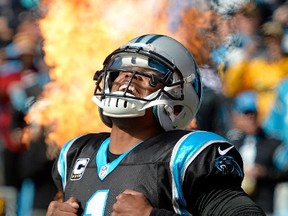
[174,105,183,115]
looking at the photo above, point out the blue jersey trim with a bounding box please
[96,138,142,180]
[58,135,84,191]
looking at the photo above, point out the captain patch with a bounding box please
[70,158,90,181]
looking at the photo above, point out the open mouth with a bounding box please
[118,84,139,97]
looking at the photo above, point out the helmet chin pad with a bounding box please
[102,98,146,118]
[93,91,146,119]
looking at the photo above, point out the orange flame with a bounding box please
[177,7,217,65]
[26,0,215,148]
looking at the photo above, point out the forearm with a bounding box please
[150,208,180,216]
[196,187,266,216]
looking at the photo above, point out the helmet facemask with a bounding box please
[93,45,185,119]
[92,36,202,131]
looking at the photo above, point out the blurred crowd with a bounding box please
[0,0,56,216]
[0,0,288,216]
[189,0,288,216]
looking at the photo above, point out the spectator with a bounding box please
[227,90,287,215]
[223,20,288,124]
[273,1,288,54]
[17,121,58,216]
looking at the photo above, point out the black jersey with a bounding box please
[52,130,265,216]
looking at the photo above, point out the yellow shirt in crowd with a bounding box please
[223,57,288,123]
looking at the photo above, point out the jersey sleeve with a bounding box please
[51,157,63,192]
[170,131,265,215]
[51,136,81,193]
[182,133,265,216]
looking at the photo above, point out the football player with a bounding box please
[46,34,265,216]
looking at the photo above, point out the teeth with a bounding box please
[119,84,136,94]
[129,86,135,93]
[119,84,128,91]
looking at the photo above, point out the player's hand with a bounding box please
[46,197,79,216]
[112,189,153,216]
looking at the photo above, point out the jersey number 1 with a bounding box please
[83,189,109,216]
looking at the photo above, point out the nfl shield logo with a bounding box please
[99,165,109,179]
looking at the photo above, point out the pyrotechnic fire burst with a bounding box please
[26,0,214,148]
